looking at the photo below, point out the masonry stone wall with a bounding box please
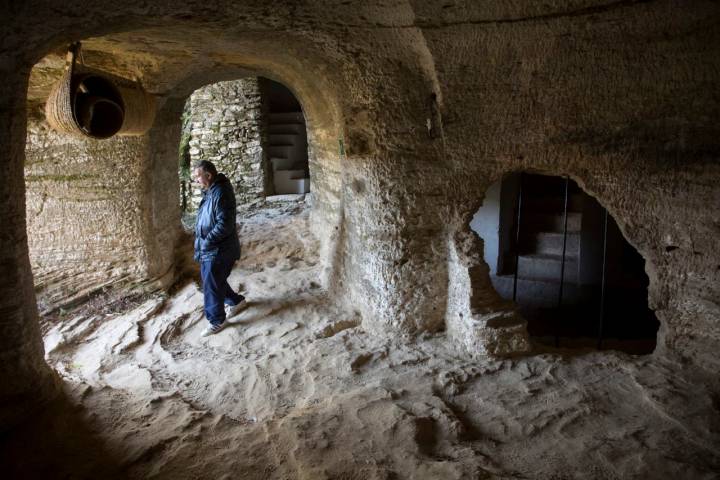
[181,78,265,211]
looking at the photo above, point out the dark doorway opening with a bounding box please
[472,173,659,354]
[259,78,310,196]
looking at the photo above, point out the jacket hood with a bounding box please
[214,173,230,185]
[204,173,231,194]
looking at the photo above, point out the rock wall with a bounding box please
[24,102,180,312]
[445,229,531,357]
[181,79,265,210]
[0,70,58,433]
[417,2,720,371]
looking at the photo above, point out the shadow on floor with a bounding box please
[225,296,322,329]
[0,389,126,480]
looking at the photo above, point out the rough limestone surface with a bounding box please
[0,64,59,433]
[25,110,151,310]
[446,229,531,357]
[24,103,181,313]
[0,2,718,469]
[181,78,265,210]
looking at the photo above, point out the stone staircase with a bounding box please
[267,112,310,194]
[492,176,585,308]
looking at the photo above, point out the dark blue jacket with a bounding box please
[193,174,241,262]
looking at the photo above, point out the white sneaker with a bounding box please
[201,322,225,337]
[224,298,247,319]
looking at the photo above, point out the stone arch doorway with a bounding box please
[24,28,342,314]
[8,18,349,429]
[472,172,660,353]
[178,77,312,216]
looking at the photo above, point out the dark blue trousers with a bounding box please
[200,257,244,327]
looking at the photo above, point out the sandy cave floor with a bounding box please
[4,201,720,479]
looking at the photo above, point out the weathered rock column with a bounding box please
[332,30,531,354]
[341,152,530,357]
[0,63,58,431]
[342,154,449,335]
[445,221,531,357]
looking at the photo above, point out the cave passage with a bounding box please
[472,172,660,353]
[261,77,311,197]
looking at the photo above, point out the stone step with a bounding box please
[268,133,298,146]
[524,193,584,213]
[274,169,306,180]
[524,231,580,257]
[491,275,583,308]
[267,123,304,134]
[524,212,582,233]
[517,254,579,283]
[265,193,306,202]
[267,144,294,158]
[270,157,297,171]
[268,112,304,123]
[293,177,311,194]
[273,170,310,194]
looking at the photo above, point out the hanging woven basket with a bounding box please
[44,43,156,139]
[116,84,156,136]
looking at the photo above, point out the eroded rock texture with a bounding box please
[24,105,181,313]
[1,0,719,440]
[26,112,153,309]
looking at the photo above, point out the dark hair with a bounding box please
[193,160,217,176]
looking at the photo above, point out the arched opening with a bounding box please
[18,17,348,421]
[260,78,311,197]
[24,27,343,316]
[178,77,311,221]
[472,172,660,353]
